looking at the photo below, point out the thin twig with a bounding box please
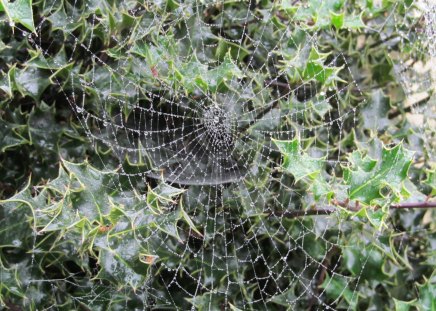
[265,79,291,91]
[269,200,436,219]
[388,95,431,119]
[268,209,335,218]
[368,34,399,49]
[390,201,436,209]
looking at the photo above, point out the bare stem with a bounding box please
[269,209,336,218]
[269,200,436,219]
[390,201,436,209]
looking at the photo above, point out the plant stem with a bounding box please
[269,200,436,218]
[390,201,436,209]
[388,95,431,119]
[268,208,335,217]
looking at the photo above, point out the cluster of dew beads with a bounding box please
[201,105,235,158]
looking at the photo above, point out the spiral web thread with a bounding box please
[18,0,435,309]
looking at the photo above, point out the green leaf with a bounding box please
[0,180,34,246]
[61,160,116,221]
[394,298,415,311]
[273,138,324,181]
[330,11,344,29]
[179,53,243,93]
[14,67,51,100]
[97,238,145,290]
[321,274,358,309]
[311,177,334,201]
[297,47,343,85]
[362,89,392,132]
[0,70,12,97]
[47,7,81,32]
[269,285,297,306]
[365,208,386,228]
[343,143,413,205]
[179,201,203,238]
[146,183,185,214]
[343,242,387,281]
[1,0,35,32]
[343,13,365,29]
[417,278,436,311]
[424,169,436,196]
[312,96,332,118]
[186,292,223,310]
[282,0,364,30]
[0,116,29,152]
[274,138,333,201]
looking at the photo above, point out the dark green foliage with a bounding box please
[0,0,435,310]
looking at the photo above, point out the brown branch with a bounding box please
[269,200,436,219]
[368,34,399,49]
[390,201,436,209]
[265,79,291,91]
[269,208,335,218]
[388,95,431,119]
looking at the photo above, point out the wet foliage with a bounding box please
[0,0,435,310]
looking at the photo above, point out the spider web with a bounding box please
[5,0,434,309]
[391,0,435,162]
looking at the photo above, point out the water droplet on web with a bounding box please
[46,1,433,308]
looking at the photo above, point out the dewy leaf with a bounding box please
[424,169,436,196]
[311,95,332,118]
[61,160,117,220]
[273,138,324,181]
[321,274,358,309]
[362,89,391,132]
[0,118,29,152]
[296,47,343,85]
[14,67,51,100]
[281,0,364,30]
[1,0,35,32]
[330,12,344,29]
[0,70,12,97]
[179,200,203,238]
[274,138,333,201]
[418,279,436,311]
[393,298,415,311]
[343,143,414,205]
[146,183,185,214]
[97,239,145,290]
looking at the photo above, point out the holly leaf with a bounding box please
[321,274,358,309]
[424,169,436,196]
[343,143,413,205]
[281,0,364,30]
[273,138,324,181]
[1,0,35,32]
[14,67,51,100]
[414,277,436,311]
[146,182,185,214]
[273,138,333,201]
[393,298,415,311]
[362,89,392,132]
